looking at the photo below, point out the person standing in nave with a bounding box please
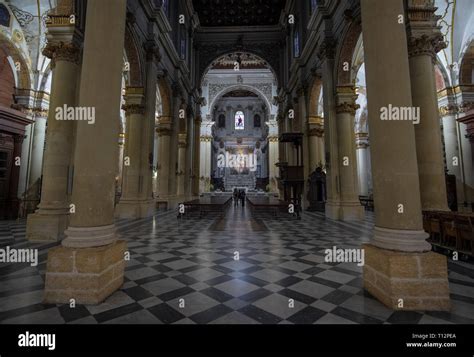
[233,188,239,206]
[240,189,246,207]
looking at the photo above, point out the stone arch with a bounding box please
[434,60,450,90]
[0,31,31,90]
[336,20,362,86]
[157,77,172,117]
[459,40,474,85]
[308,75,323,117]
[37,63,52,94]
[124,25,144,87]
[199,50,279,88]
[209,84,272,118]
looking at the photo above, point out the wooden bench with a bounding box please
[181,196,232,219]
[246,196,290,218]
[423,210,474,258]
[359,196,374,211]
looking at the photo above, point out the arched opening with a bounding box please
[199,52,278,193]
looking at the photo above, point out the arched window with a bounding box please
[235,111,244,130]
[0,4,10,27]
[294,30,300,58]
[254,114,261,128]
[218,114,226,128]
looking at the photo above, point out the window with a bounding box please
[161,0,169,16]
[180,38,186,60]
[310,0,318,14]
[0,4,10,27]
[235,111,244,130]
[254,114,261,128]
[294,30,300,58]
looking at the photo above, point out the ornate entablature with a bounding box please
[208,83,273,110]
[197,42,282,86]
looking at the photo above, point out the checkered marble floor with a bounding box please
[0,205,473,324]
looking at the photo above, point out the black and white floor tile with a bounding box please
[0,206,473,324]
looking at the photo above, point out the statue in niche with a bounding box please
[307,165,326,212]
[218,114,226,128]
[254,114,261,128]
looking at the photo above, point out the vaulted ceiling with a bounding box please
[192,0,286,27]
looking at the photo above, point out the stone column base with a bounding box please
[115,199,156,219]
[44,240,127,305]
[26,212,69,242]
[363,244,450,311]
[325,201,365,221]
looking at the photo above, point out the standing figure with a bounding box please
[240,189,246,206]
[233,188,238,206]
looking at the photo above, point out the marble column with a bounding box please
[177,133,187,197]
[7,135,25,219]
[168,92,182,199]
[457,110,474,209]
[361,0,449,311]
[355,132,370,196]
[192,115,201,196]
[441,109,466,211]
[26,14,80,242]
[308,116,325,172]
[115,87,153,218]
[152,129,159,196]
[318,39,342,221]
[44,0,127,304]
[28,110,47,196]
[407,0,449,211]
[200,135,212,193]
[140,46,159,209]
[332,86,364,220]
[156,118,172,198]
[268,134,279,193]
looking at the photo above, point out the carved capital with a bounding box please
[121,103,146,115]
[317,38,337,61]
[178,133,188,148]
[439,104,458,116]
[144,41,161,62]
[336,102,360,115]
[336,87,359,115]
[408,33,446,59]
[156,127,171,136]
[308,128,324,137]
[200,135,213,142]
[43,42,80,66]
